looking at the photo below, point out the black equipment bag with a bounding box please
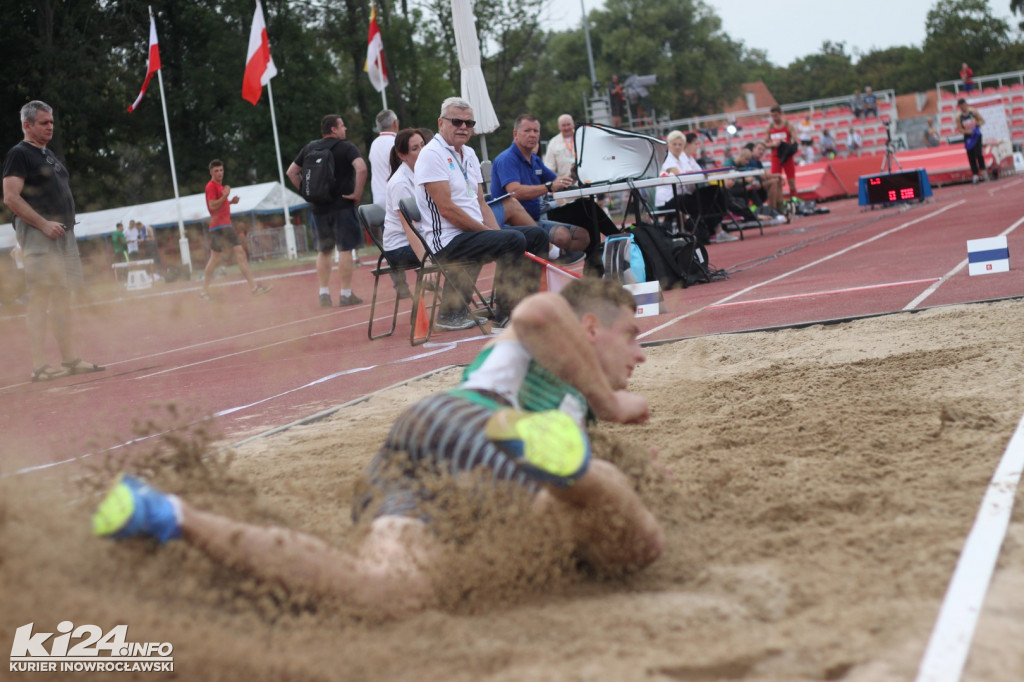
[630,222,711,289]
[300,139,341,204]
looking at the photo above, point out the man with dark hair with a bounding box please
[956,98,986,184]
[2,100,104,382]
[286,114,367,308]
[201,159,271,301]
[764,106,799,203]
[93,277,663,617]
[490,114,588,263]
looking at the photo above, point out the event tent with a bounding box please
[0,181,308,250]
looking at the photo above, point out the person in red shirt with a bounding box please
[201,159,271,300]
[764,106,799,202]
[960,63,975,92]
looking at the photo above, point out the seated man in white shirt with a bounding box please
[415,97,547,330]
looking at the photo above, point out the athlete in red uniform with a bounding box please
[764,106,798,200]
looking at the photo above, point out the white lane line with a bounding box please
[707,279,939,309]
[915,413,1024,682]
[640,200,966,339]
[904,213,1024,310]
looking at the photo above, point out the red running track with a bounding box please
[2,176,1022,475]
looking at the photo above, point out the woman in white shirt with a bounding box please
[382,128,433,268]
[655,131,735,244]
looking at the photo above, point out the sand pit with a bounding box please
[3,298,1023,681]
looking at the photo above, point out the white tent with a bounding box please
[0,181,308,250]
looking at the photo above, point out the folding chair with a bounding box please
[398,197,494,334]
[357,204,442,345]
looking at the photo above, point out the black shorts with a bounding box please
[313,208,361,253]
[209,225,241,253]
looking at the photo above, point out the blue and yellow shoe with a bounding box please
[92,474,182,543]
[485,409,591,486]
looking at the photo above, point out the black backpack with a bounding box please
[630,222,711,289]
[300,139,341,204]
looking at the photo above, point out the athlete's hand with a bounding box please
[595,390,649,424]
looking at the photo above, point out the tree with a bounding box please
[922,0,1011,84]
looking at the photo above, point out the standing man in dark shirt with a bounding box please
[2,100,104,382]
[286,114,367,308]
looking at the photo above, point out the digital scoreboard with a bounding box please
[857,168,933,207]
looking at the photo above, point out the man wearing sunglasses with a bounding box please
[413,97,547,330]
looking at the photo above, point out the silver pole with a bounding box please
[581,0,597,95]
[151,6,191,274]
[266,80,296,258]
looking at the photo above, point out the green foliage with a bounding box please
[3,0,1024,219]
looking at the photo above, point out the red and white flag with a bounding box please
[242,0,278,105]
[364,5,388,93]
[127,16,161,113]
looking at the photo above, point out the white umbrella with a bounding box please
[451,0,499,159]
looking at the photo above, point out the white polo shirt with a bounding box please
[414,136,483,253]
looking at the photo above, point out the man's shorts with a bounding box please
[352,392,590,524]
[15,218,83,290]
[771,154,796,179]
[313,207,361,253]
[208,225,241,253]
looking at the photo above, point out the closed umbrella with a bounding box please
[451,0,499,159]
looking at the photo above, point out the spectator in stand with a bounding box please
[764,106,799,204]
[543,113,577,180]
[750,142,785,216]
[847,127,862,156]
[820,129,838,159]
[851,90,864,119]
[609,74,626,128]
[960,63,975,93]
[125,219,140,261]
[731,147,787,226]
[862,87,878,119]
[654,131,736,244]
[112,222,128,263]
[955,98,986,183]
[797,114,814,148]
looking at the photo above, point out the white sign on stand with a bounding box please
[623,281,664,317]
[966,236,1009,276]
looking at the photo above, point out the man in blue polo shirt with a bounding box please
[492,115,624,276]
[490,115,590,266]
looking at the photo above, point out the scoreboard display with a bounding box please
[858,169,932,207]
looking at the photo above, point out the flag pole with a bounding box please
[265,81,296,259]
[149,6,190,275]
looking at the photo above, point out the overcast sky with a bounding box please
[540,0,1016,67]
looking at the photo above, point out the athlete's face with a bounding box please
[589,306,645,390]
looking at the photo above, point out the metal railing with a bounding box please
[936,68,1024,107]
[246,226,309,261]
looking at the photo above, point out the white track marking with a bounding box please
[640,200,966,339]
[915,413,1024,682]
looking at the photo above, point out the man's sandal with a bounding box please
[31,364,68,382]
[61,358,105,375]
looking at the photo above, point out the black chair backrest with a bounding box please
[357,204,387,251]
[398,197,422,225]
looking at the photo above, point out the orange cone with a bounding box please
[413,295,430,342]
